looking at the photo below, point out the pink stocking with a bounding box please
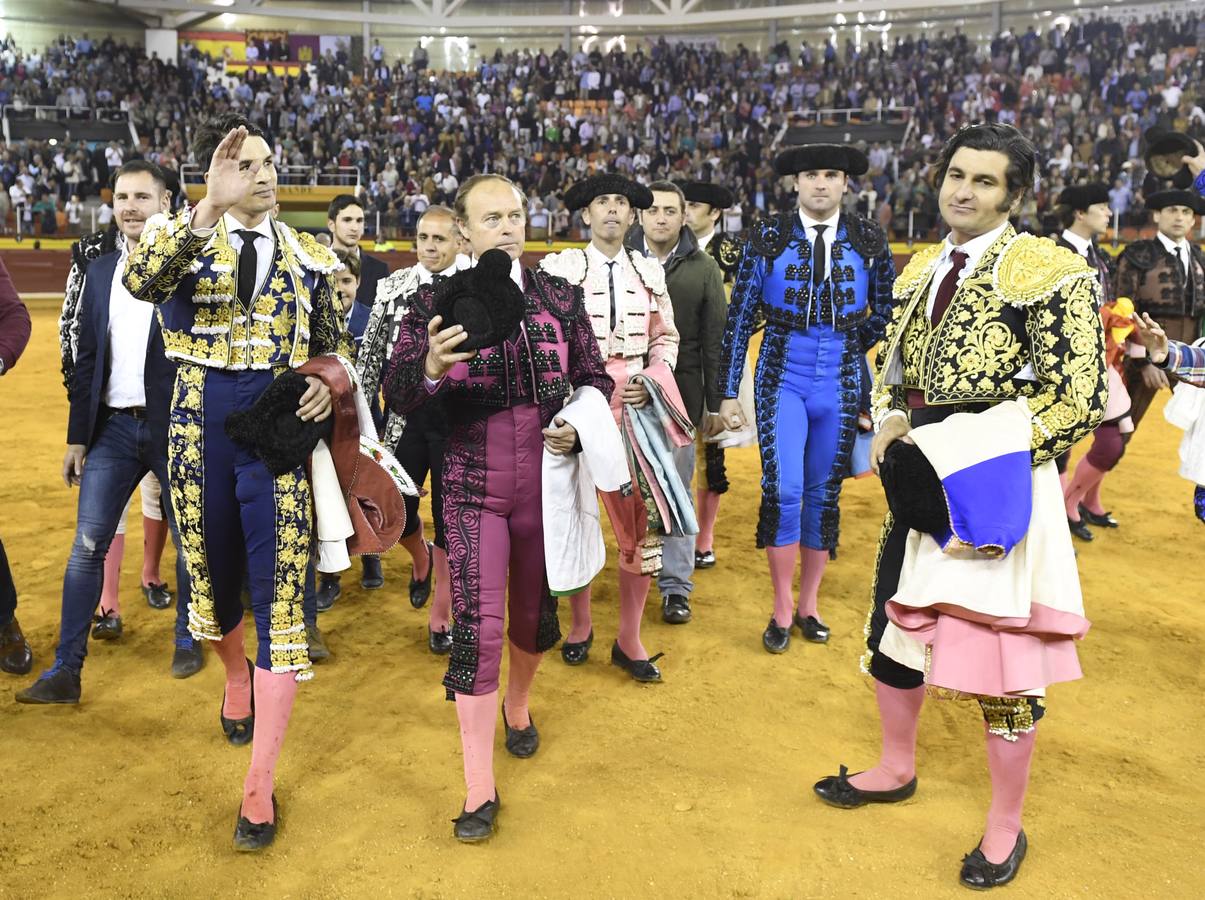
[1064,459,1106,520]
[97,533,125,617]
[141,516,169,587]
[765,544,796,628]
[615,568,651,660]
[797,547,829,621]
[400,528,431,581]
[695,488,721,553]
[847,681,924,792]
[428,546,452,632]
[1083,477,1107,517]
[213,620,251,720]
[565,586,593,644]
[240,668,299,824]
[503,641,541,730]
[456,690,499,809]
[980,724,1036,864]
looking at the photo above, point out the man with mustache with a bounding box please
[356,205,467,653]
[17,161,199,705]
[814,124,1105,889]
[539,173,680,683]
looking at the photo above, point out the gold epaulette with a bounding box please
[992,232,1092,307]
[892,242,942,299]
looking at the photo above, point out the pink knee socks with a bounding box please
[240,667,299,824]
[1064,459,1107,520]
[616,568,652,660]
[141,516,168,587]
[456,690,499,810]
[980,724,1036,864]
[503,641,541,730]
[695,488,721,553]
[1083,477,1108,517]
[213,621,251,720]
[98,533,125,617]
[429,546,452,633]
[797,547,829,621]
[847,681,924,792]
[565,587,593,644]
[766,544,796,628]
[400,527,431,582]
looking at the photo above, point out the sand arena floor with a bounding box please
[1,302,1201,899]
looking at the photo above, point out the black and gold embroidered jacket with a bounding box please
[704,230,744,282]
[1115,237,1205,322]
[873,226,1106,464]
[122,209,351,370]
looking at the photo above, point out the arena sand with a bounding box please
[1,303,1201,899]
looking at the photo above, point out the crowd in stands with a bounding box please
[1,12,1204,240]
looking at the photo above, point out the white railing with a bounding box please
[180,163,361,188]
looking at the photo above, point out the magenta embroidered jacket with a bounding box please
[384,266,613,427]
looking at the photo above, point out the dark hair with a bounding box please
[1057,203,1079,230]
[647,180,686,207]
[191,114,268,167]
[111,159,168,193]
[334,249,361,280]
[931,124,1036,210]
[453,174,525,221]
[327,193,363,221]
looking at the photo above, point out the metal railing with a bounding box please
[180,163,361,188]
[788,106,913,125]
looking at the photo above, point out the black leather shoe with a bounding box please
[762,618,790,654]
[409,541,434,609]
[610,642,663,683]
[315,575,342,613]
[560,629,593,666]
[306,624,330,662]
[142,582,172,609]
[360,555,384,590]
[813,764,918,809]
[15,666,81,704]
[1067,517,1094,542]
[0,617,33,675]
[220,658,255,746]
[428,627,452,655]
[1079,504,1118,528]
[959,830,1027,890]
[502,704,539,758]
[453,794,500,843]
[694,550,716,569]
[91,612,123,641]
[233,795,278,852]
[661,594,692,624]
[171,642,204,679]
[793,612,830,644]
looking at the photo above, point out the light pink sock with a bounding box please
[97,533,125,617]
[1083,476,1108,517]
[456,690,499,809]
[797,547,829,621]
[429,546,452,632]
[400,528,431,581]
[213,620,252,720]
[847,681,924,791]
[503,641,541,730]
[980,723,1036,864]
[140,516,168,587]
[615,568,652,660]
[695,488,721,553]
[1064,459,1106,520]
[766,544,796,628]
[565,586,593,644]
[1058,470,1069,493]
[240,667,299,824]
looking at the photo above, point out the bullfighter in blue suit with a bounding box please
[717,144,895,654]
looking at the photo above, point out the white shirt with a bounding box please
[587,242,635,332]
[103,243,154,408]
[798,208,841,282]
[925,220,1010,318]
[642,237,679,265]
[191,212,276,301]
[1158,231,1192,274]
[416,255,468,286]
[1059,229,1093,258]
[697,228,715,252]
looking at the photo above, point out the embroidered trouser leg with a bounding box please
[169,366,312,679]
[600,487,657,575]
[442,404,558,697]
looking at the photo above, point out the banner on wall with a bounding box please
[289,34,321,64]
[246,29,290,62]
[180,30,246,62]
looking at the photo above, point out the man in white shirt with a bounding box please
[17,161,202,707]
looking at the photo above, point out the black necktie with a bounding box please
[812,224,828,288]
[235,229,260,307]
[607,260,617,331]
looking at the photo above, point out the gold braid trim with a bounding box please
[992,233,1092,307]
[268,469,314,681]
[859,512,895,676]
[891,242,943,299]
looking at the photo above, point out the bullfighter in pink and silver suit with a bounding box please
[384,174,612,843]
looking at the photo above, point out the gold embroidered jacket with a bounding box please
[873,226,1106,463]
[122,209,351,369]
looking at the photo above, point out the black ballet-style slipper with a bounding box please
[610,642,664,683]
[220,658,255,747]
[502,703,539,758]
[813,764,918,809]
[560,629,593,666]
[233,795,279,852]
[959,830,1027,890]
[452,793,501,843]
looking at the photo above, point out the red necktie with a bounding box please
[930,249,968,325]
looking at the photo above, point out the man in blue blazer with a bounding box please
[17,161,201,705]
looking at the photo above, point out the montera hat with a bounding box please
[433,248,527,351]
[563,174,654,212]
[675,180,735,209]
[224,372,334,476]
[773,143,869,177]
[1056,183,1111,210]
